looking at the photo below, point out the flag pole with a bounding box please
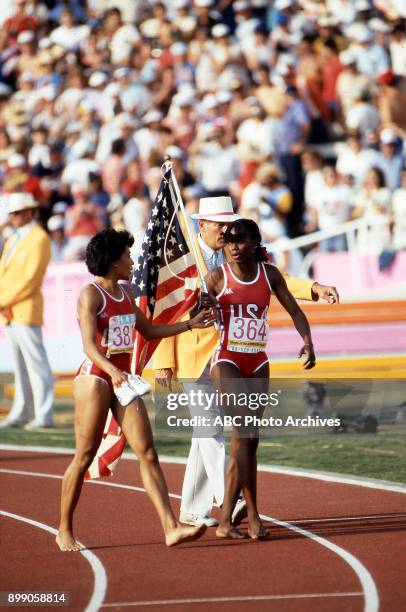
[166,160,209,293]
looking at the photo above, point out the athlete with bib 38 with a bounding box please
[57,229,216,552]
[205,219,316,540]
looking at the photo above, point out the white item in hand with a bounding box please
[127,374,151,397]
[113,375,151,406]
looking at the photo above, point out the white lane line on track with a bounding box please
[0,469,182,498]
[102,592,364,608]
[1,468,379,612]
[1,469,402,524]
[1,444,406,494]
[0,510,107,612]
[258,513,378,612]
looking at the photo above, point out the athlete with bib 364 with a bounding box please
[205,219,316,540]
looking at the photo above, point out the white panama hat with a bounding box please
[191,196,241,222]
[47,215,65,232]
[7,192,39,214]
[8,153,26,168]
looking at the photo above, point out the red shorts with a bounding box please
[210,348,269,377]
[76,353,132,393]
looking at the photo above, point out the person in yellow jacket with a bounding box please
[0,193,54,429]
[154,196,339,526]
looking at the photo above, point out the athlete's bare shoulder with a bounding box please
[262,262,285,287]
[205,266,225,296]
[78,282,103,313]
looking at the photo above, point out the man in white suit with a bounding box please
[0,193,54,429]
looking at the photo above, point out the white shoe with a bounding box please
[231,498,247,526]
[23,419,54,431]
[0,417,28,429]
[180,513,218,527]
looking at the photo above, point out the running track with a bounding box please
[1,446,406,612]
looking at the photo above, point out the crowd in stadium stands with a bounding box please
[0,0,406,273]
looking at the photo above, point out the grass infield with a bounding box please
[0,400,405,484]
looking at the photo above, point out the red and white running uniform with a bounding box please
[211,262,272,377]
[76,282,136,390]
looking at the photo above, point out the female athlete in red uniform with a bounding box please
[205,219,316,540]
[57,229,216,551]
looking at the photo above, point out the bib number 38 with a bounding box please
[106,314,135,354]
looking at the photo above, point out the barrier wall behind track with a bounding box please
[0,257,405,372]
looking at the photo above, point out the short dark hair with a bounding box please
[369,166,386,188]
[224,218,268,262]
[85,229,134,276]
[111,138,126,156]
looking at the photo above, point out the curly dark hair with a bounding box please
[85,229,134,276]
[224,218,269,262]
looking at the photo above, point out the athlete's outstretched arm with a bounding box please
[133,303,215,340]
[267,265,316,369]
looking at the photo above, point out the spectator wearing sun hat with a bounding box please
[3,153,44,202]
[374,128,404,191]
[0,192,53,430]
[240,163,292,240]
[192,120,240,197]
[336,50,371,118]
[47,214,68,262]
[166,90,197,149]
[63,183,105,260]
[351,25,390,77]
[16,30,41,78]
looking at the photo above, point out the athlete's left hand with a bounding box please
[298,344,316,369]
[311,283,339,304]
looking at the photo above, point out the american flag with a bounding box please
[85,167,200,480]
[131,167,200,373]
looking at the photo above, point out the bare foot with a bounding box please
[216,525,247,539]
[56,531,82,552]
[165,523,206,547]
[248,522,269,540]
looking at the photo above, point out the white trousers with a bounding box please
[6,324,54,425]
[180,365,226,517]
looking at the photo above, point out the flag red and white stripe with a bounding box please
[85,168,200,479]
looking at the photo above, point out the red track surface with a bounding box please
[1,449,406,612]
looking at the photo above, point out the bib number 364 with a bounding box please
[227,317,269,353]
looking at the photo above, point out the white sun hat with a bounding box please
[8,153,26,168]
[380,128,397,144]
[7,192,39,213]
[191,196,241,222]
[143,109,163,124]
[17,30,35,44]
[212,23,230,38]
[47,215,65,232]
[165,145,184,159]
[89,71,108,88]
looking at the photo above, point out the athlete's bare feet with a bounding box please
[56,531,82,552]
[216,525,247,539]
[165,523,206,547]
[247,521,269,540]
